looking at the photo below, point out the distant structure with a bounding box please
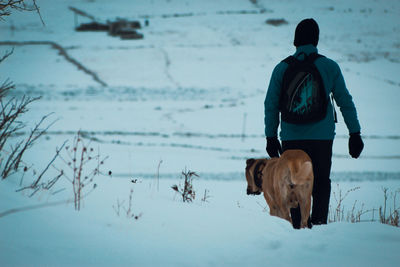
[69,6,144,40]
[108,19,143,39]
[75,22,109,31]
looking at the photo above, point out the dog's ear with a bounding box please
[246,158,255,167]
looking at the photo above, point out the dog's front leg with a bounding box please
[264,194,280,218]
[277,203,292,223]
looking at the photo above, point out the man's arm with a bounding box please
[264,63,285,138]
[331,61,364,158]
[331,62,361,134]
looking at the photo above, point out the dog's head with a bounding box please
[245,158,267,195]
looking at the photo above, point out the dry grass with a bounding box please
[329,183,399,227]
[329,183,361,223]
[379,188,399,227]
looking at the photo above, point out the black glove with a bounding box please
[266,137,282,158]
[349,132,364,159]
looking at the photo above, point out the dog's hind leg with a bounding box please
[264,194,281,218]
[299,195,312,228]
[296,183,313,228]
[299,205,311,228]
[290,205,301,229]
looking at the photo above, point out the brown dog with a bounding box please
[245,149,314,229]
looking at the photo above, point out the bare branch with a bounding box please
[0,79,15,101]
[0,0,44,26]
[0,48,13,64]
[1,139,24,178]
[0,1,32,18]
[0,94,56,180]
[8,112,55,173]
[32,0,44,26]
[32,140,66,187]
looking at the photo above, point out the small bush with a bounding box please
[172,169,198,202]
[58,131,109,210]
[113,187,142,220]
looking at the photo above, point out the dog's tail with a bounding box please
[292,161,313,185]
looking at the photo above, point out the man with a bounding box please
[264,18,364,225]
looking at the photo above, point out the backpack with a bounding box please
[279,53,328,124]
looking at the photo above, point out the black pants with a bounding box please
[282,140,333,225]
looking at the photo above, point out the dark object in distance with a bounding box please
[120,32,144,40]
[75,22,109,31]
[108,20,141,35]
[75,19,144,40]
[266,18,288,26]
[108,20,143,40]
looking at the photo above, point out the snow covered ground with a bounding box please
[1,0,400,266]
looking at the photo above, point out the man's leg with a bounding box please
[282,140,333,225]
[310,140,333,224]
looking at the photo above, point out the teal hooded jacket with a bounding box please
[264,45,361,141]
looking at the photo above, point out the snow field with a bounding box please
[1,0,400,266]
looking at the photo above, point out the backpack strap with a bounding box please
[282,53,325,65]
[307,53,325,63]
[331,93,338,123]
[282,55,297,65]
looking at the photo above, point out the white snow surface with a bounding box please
[1,0,400,266]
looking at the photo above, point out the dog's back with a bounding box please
[280,149,313,186]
